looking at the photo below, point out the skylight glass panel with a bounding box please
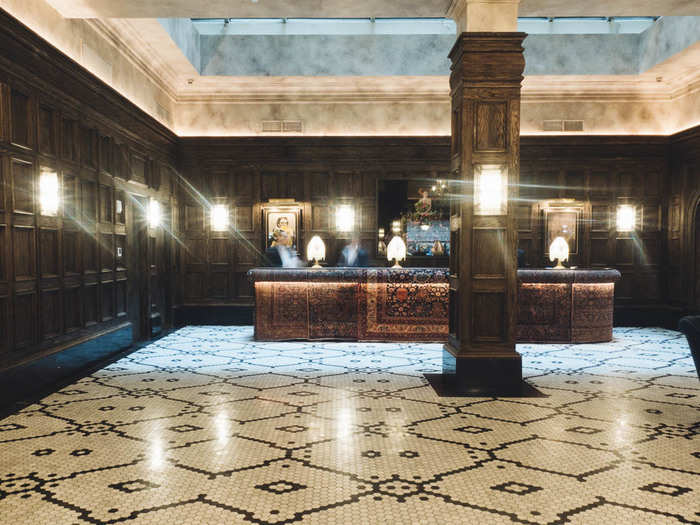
[191,17,658,36]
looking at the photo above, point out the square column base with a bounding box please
[423,345,542,397]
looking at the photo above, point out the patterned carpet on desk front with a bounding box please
[0,326,698,524]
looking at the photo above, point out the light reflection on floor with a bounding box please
[0,326,698,524]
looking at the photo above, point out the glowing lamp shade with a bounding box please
[211,204,229,231]
[387,235,407,268]
[39,171,59,216]
[391,220,401,234]
[474,165,507,215]
[616,205,636,232]
[549,236,569,269]
[306,235,326,268]
[335,205,355,232]
[147,198,161,228]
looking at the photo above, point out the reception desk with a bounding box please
[516,268,621,343]
[249,268,448,342]
[249,267,620,343]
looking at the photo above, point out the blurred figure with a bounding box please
[339,235,368,267]
[266,230,303,267]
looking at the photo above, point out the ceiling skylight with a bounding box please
[191,17,659,36]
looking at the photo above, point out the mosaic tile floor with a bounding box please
[0,326,698,525]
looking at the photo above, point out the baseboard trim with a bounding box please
[174,304,254,326]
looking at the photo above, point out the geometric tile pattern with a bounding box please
[0,325,698,524]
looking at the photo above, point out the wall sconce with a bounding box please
[616,204,636,232]
[335,204,355,232]
[387,235,407,268]
[39,170,59,216]
[147,198,161,228]
[474,165,507,215]
[211,204,229,231]
[549,236,569,269]
[391,220,402,234]
[306,235,326,268]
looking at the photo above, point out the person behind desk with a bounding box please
[265,230,302,267]
[339,235,368,267]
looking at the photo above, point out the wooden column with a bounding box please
[443,33,526,392]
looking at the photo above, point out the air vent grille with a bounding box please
[563,120,584,132]
[282,120,303,133]
[262,120,283,132]
[542,120,563,132]
[262,120,303,133]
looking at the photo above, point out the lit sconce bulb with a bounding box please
[378,228,385,239]
[431,185,437,192]
[474,165,507,215]
[387,235,407,268]
[306,235,326,268]
[147,198,161,228]
[616,205,636,232]
[549,236,569,269]
[391,220,402,234]
[39,170,59,216]
[335,205,355,232]
[211,204,229,231]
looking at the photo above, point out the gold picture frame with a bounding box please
[262,202,301,251]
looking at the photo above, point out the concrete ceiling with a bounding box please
[44,0,700,19]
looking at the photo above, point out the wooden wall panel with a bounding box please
[178,135,676,313]
[0,226,5,282]
[64,286,81,332]
[11,158,33,213]
[38,104,56,156]
[0,297,8,357]
[41,289,61,339]
[670,127,700,310]
[10,88,32,148]
[13,227,35,279]
[14,293,36,350]
[177,138,450,306]
[83,284,98,326]
[0,9,178,369]
[83,233,98,273]
[39,229,59,276]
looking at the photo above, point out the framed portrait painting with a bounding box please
[262,202,301,251]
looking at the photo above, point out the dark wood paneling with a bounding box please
[64,286,81,332]
[177,134,680,312]
[38,104,56,156]
[41,289,61,339]
[13,293,36,349]
[83,284,98,326]
[63,230,79,274]
[474,102,506,152]
[39,228,59,276]
[10,88,32,148]
[13,226,35,279]
[11,158,33,214]
[0,8,178,369]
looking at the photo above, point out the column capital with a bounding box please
[446,0,520,33]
